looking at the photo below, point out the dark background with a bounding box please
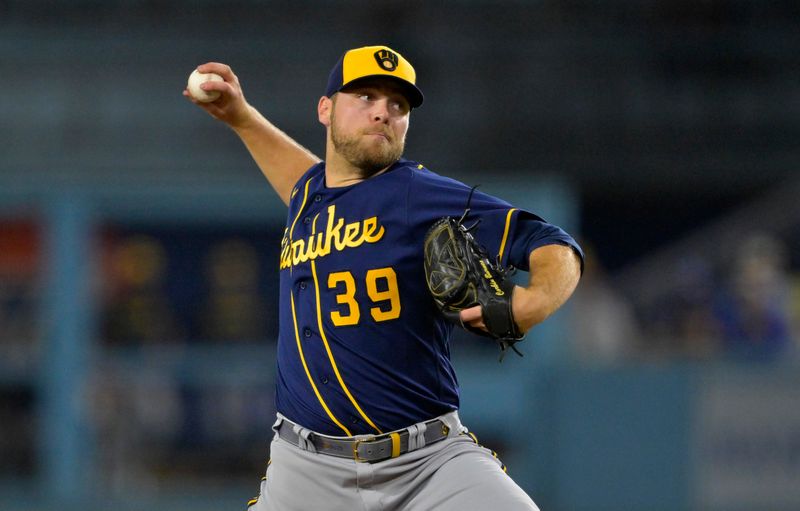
[4,1,799,271]
[1,2,799,510]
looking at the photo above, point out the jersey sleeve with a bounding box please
[407,166,584,273]
[500,209,584,272]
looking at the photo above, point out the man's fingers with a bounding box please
[459,305,483,324]
[188,63,243,104]
[184,63,251,126]
[199,79,230,95]
[460,306,490,332]
[197,62,236,82]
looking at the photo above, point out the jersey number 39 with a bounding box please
[327,267,400,326]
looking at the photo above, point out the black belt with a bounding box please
[277,417,451,463]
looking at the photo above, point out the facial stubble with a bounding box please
[329,101,406,177]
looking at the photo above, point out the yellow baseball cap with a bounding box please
[325,45,424,108]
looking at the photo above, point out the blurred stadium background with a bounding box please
[2,1,800,510]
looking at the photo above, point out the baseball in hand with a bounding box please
[187,69,223,103]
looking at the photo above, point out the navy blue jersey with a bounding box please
[275,159,582,436]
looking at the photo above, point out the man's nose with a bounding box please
[371,99,390,122]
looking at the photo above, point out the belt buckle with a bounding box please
[353,435,376,462]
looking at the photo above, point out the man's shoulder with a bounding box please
[290,161,325,191]
[283,162,325,208]
[392,158,428,175]
[400,160,474,192]
[376,158,440,185]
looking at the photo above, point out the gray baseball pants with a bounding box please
[247,412,539,511]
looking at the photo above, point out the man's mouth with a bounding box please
[365,131,390,141]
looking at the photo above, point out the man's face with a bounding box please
[327,79,411,176]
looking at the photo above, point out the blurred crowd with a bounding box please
[1,219,799,488]
[570,231,799,365]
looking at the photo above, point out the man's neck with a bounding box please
[324,151,394,188]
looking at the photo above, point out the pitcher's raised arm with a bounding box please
[184,62,320,205]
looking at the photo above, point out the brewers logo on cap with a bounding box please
[325,45,424,108]
[374,49,399,71]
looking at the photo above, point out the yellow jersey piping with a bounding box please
[310,214,383,434]
[498,208,517,262]
[290,291,352,436]
[288,176,315,273]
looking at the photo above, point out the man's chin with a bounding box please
[354,147,403,173]
[332,136,404,174]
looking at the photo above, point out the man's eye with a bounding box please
[359,94,372,101]
[391,101,409,113]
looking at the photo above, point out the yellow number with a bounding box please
[366,267,401,321]
[327,267,401,326]
[328,271,360,326]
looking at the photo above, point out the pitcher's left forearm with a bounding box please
[512,244,582,332]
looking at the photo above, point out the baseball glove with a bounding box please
[424,214,525,359]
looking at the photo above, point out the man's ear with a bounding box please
[318,96,332,127]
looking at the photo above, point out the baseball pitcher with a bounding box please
[185,45,583,511]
